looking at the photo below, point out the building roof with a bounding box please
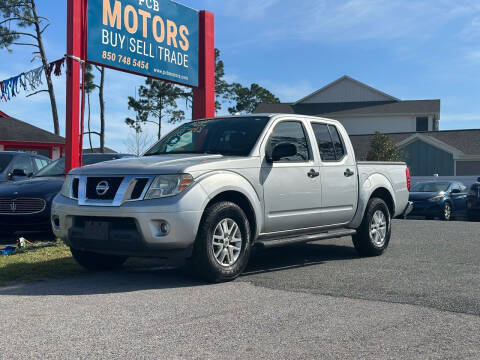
[295,75,400,104]
[254,100,440,117]
[350,129,480,160]
[254,75,440,118]
[0,112,65,144]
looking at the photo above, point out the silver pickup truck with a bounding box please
[52,114,412,282]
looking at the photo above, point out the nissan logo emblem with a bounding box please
[95,181,110,196]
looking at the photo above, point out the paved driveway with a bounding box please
[1,219,479,359]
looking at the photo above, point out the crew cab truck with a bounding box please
[52,114,411,282]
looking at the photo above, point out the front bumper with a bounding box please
[0,208,52,232]
[51,192,205,258]
[409,200,443,217]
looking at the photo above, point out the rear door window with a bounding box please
[33,158,48,172]
[311,123,347,162]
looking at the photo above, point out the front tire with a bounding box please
[353,198,391,257]
[188,201,251,283]
[441,202,452,221]
[70,248,127,271]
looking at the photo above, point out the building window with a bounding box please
[416,117,429,132]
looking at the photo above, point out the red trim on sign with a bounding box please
[65,0,85,174]
[0,110,9,118]
[193,11,215,120]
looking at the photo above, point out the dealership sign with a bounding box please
[87,0,199,87]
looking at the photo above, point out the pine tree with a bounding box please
[126,78,185,140]
[228,83,280,114]
[366,132,404,162]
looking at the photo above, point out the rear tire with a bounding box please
[188,201,251,283]
[353,198,391,257]
[70,248,127,271]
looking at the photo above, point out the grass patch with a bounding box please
[0,241,85,286]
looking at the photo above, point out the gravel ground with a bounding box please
[1,219,479,359]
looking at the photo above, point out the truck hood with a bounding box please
[69,154,251,176]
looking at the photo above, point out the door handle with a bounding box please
[307,169,320,178]
[344,169,354,177]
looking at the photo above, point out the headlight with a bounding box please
[144,174,194,199]
[61,175,74,199]
[428,194,444,202]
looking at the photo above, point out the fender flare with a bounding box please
[195,170,264,237]
[349,173,396,229]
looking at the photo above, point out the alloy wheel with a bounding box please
[370,210,387,247]
[212,218,242,267]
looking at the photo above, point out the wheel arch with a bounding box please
[370,187,395,217]
[349,173,397,229]
[196,171,263,240]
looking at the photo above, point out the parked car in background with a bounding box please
[467,178,480,221]
[409,181,468,221]
[0,153,134,237]
[0,151,51,184]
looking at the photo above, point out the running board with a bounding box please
[256,229,356,249]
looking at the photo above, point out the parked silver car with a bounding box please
[52,114,411,281]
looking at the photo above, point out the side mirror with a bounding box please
[477,177,480,183]
[11,169,27,177]
[266,143,297,163]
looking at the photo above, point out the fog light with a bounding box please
[160,222,170,234]
[52,216,60,227]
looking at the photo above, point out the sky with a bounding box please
[1,0,480,153]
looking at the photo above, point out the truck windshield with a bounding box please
[0,154,13,172]
[145,117,270,157]
[411,182,450,192]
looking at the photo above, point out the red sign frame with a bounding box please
[65,0,215,173]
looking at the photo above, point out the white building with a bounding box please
[255,75,440,135]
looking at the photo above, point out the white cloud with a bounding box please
[217,0,477,45]
[463,49,480,63]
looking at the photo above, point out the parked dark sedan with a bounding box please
[467,178,480,221]
[0,151,51,184]
[0,153,134,236]
[409,181,468,221]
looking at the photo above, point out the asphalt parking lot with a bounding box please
[1,219,479,359]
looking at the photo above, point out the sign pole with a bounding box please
[65,0,84,174]
[193,11,215,120]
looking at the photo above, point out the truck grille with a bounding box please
[0,198,46,214]
[86,177,124,200]
[130,178,149,199]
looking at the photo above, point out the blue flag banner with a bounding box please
[87,0,199,87]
